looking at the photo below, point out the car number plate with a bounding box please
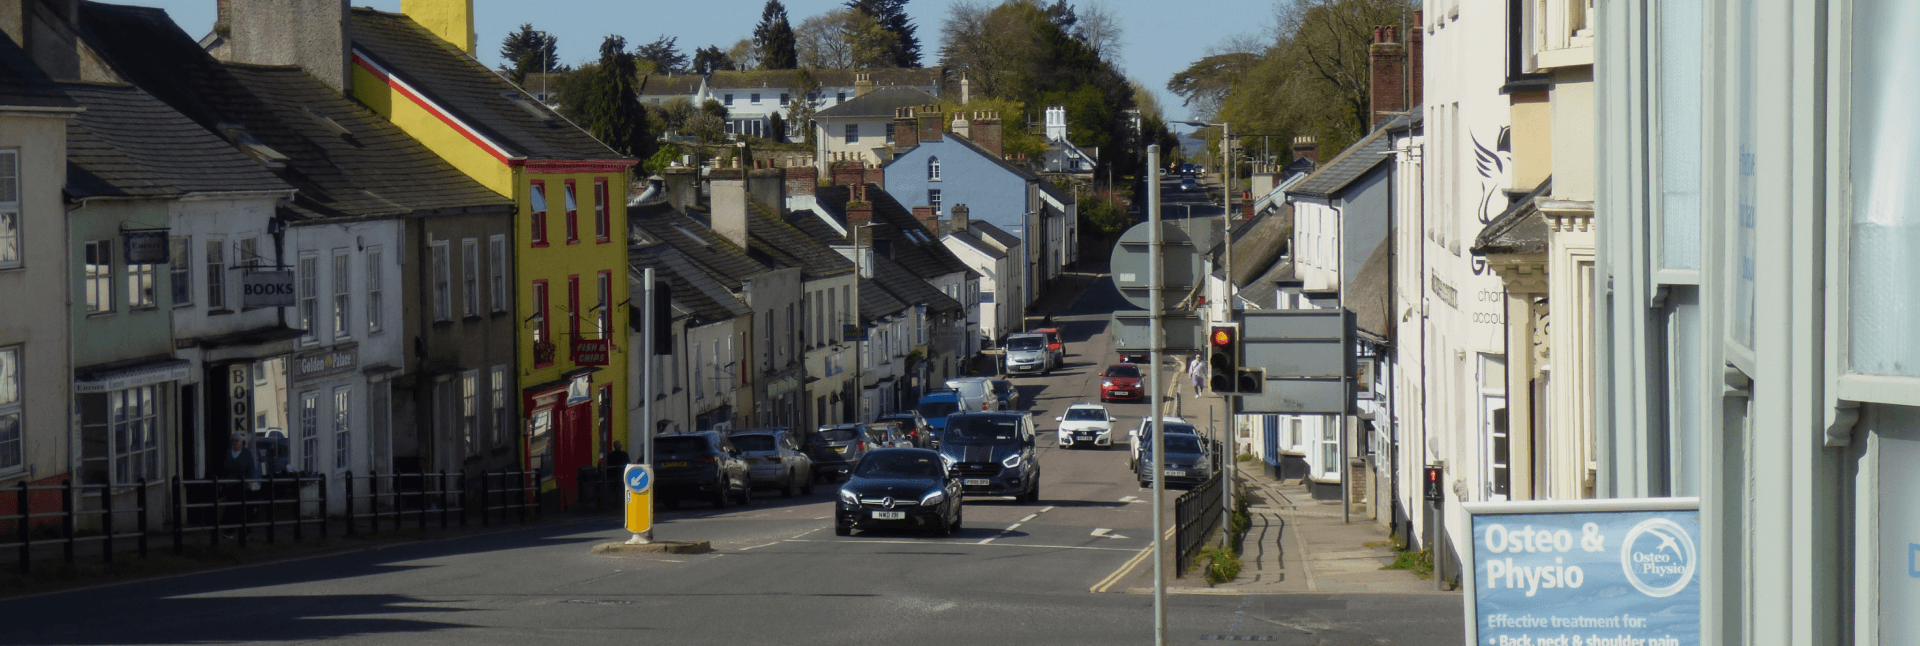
[1164,470,1187,477]
[662,461,687,468]
[871,511,906,520]
[963,478,990,486]
[833,446,847,453]
[1111,391,1130,396]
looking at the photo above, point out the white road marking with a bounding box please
[1020,514,1038,522]
[978,522,1023,544]
[792,527,823,538]
[1119,495,1139,503]
[1040,505,1055,512]
[740,541,779,551]
[1091,528,1111,537]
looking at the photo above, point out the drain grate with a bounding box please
[1197,636,1274,642]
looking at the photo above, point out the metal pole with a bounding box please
[638,267,656,543]
[1146,145,1167,646]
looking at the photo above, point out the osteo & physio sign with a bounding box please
[1464,498,1700,646]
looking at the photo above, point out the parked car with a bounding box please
[937,412,1041,503]
[916,391,964,434]
[1099,363,1145,402]
[875,411,936,448]
[834,448,964,537]
[865,421,915,448]
[1136,432,1213,488]
[991,379,1018,410]
[726,429,814,498]
[1054,403,1114,449]
[653,431,752,508]
[1034,328,1066,368]
[1118,349,1149,364]
[1128,416,1200,469]
[1003,333,1051,375]
[1180,175,1196,192]
[808,424,877,482]
[945,377,998,412]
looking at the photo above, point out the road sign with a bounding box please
[624,464,653,534]
[1234,309,1352,414]
[1109,311,1205,352]
[1110,221,1202,311]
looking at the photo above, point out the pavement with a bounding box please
[1217,474,1445,595]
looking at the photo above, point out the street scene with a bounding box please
[0,0,1901,643]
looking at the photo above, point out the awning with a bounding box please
[75,358,191,393]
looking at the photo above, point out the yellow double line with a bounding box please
[1088,526,1176,593]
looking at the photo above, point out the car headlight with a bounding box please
[1002,453,1022,469]
[1102,380,1114,387]
[920,490,947,506]
[839,489,859,506]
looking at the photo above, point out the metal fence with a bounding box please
[342,470,543,533]
[173,474,329,553]
[3,479,156,575]
[1174,472,1224,578]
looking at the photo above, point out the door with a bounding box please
[554,402,592,503]
[1484,396,1510,502]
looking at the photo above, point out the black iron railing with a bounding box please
[1174,472,1223,578]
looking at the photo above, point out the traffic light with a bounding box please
[1424,465,1444,510]
[1207,323,1239,394]
[1236,367,1264,395]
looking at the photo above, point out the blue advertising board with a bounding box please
[1463,498,1700,646]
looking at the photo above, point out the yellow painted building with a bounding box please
[347,1,635,504]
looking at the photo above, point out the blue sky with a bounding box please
[113,0,1272,130]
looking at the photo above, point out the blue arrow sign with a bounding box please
[624,465,651,493]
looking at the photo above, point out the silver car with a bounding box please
[727,429,815,498]
[945,377,999,412]
[1003,333,1051,376]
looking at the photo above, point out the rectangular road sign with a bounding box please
[1234,309,1352,414]
[1109,312,1205,352]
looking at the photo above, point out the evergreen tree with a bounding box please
[692,45,737,74]
[634,35,688,75]
[499,24,559,84]
[576,35,654,160]
[754,0,800,70]
[846,0,920,67]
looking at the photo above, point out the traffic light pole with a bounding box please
[1147,145,1168,646]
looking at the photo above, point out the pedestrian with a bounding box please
[1188,354,1205,396]
[220,431,258,536]
[605,441,630,466]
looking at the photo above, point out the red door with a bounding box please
[554,402,593,504]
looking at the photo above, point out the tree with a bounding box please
[754,0,800,69]
[767,112,788,143]
[700,98,730,119]
[1070,3,1122,63]
[684,112,727,143]
[1206,0,1410,157]
[692,45,736,74]
[727,39,764,71]
[499,24,559,84]
[788,68,822,145]
[846,10,900,69]
[634,35,688,75]
[1166,51,1260,122]
[846,0,921,67]
[574,35,654,160]
[796,9,856,68]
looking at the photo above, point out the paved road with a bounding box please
[0,273,1462,646]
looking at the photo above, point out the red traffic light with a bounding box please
[1210,327,1234,347]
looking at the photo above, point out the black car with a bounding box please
[990,379,1018,410]
[937,412,1041,503]
[835,448,964,536]
[875,411,935,448]
[653,431,753,508]
[806,424,875,482]
[1135,433,1214,488]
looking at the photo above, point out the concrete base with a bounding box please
[590,540,713,555]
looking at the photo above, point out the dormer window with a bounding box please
[928,157,941,181]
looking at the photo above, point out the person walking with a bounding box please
[220,432,258,537]
[1188,354,1205,396]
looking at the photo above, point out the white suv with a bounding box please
[1054,403,1114,449]
[1128,416,1200,469]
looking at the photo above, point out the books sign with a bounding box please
[571,338,611,366]
[242,271,297,308]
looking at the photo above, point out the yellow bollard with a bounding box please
[623,465,652,541]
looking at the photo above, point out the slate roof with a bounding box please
[62,82,289,199]
[1037,180,1074,206]
[629,202,774,288]
[1287,126,1394,199]
[348,7,627,161]
[1472,177,1552,256]
[869,253,963,316]
[941,131,1040,181]
[858,276,908,322]
[862,185,974,279]
[784,207,848,245]
[972,221,1020,249]
[631,245,751,327]
[75,2,506,217]
[0,35,75,109]
[813,86,940,119]
[945,229,1007,260]
[732,199,855,281]
[709,68,942,91]
[1237,256,1295,309]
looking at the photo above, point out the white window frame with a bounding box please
[0,345,21,476]
[0,149,17,270]
[109,385,161,485]
[84,239,114,315]
[333,386,351,472]
[331,250,351,340]
[928,189,942,217]
[431,239,451,322]
[298,253,320,344]
[461,238,479,318]
[205,238,226,310]
[461,370,478,455]
[170,237,191,307]
[844,123,858,144]
[299,391,320,473]
[366,247,384,335]
[489,234,507,313]
[490,365,508,448]
[126,249,157,311]
[928,157,941,181]
[597,271,612,339]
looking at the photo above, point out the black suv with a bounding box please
[653,431,753,508]
[937,412,1041,503]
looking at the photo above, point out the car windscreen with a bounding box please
[1064,409,1106,421]
[866,424,901,440]
[948,381,986,397]
[816,428,860,443]
[944,417,1022,445]
[992,381,1012,394]
[656,437,708,453]
[855,452,944,479]
[1146,435,1203,455]
[1105,365,1141,378]
[918,401,960,418]
[1007,337,1044,351]
[731,435,776,452]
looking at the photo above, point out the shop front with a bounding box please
[523,368,599,505]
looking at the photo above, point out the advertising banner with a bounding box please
[1463,498,1700,646]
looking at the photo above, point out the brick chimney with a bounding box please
[1292,136,1319,164]
[972,111,1003,157]
[219,0,352,92]
[916,105,944,144]
[710,175,750,250]
[1408,11,1424,109]
[846,183,874,241]
[912,206,938,235]
[893,106,919,149]
[830,154,865,187]
[784,162,817,197]
[401,0,476,55]
[1369,26,1406,130]
[747,167,783,212]
[854,73,874,98]
[863,163,885,186]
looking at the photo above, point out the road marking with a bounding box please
[1119,495,1139,503]
[792,527,822,539]
[1090,526,1175,594]
[740,541,779,551]
[1040,505,1055,512]
[1090,528,1129,539]
[978,522,1022,544]
[787,539,1135,552]
[1020,514,1038,522]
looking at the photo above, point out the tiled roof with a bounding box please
[74,1,508,217]
[349,8,627,161]
[708,67,942,90]
[862,184,973,279]
[814,86,940,119]
[1286,126,1393,199]
[629,202,773,287]
[0,34,75,109]
[631,245,751,325]
[945,229,1007,260]
[971,221,1020,249]
[638,75,703,96]
[869,253,963,316]
[62,83,289,199]
[1037,180,1075,205]
[858,276,908,322]
[742,199,855,281]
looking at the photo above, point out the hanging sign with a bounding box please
[571,338,611,366]
[123,230,170,264]
[241,271,297,308]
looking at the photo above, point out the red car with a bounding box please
[1100,363,1144,402]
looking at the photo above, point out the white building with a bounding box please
[942,206,1024,347]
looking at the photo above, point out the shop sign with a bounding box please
[1354,357,1375,399]
[292,346,357,382]
[242,271,297,308]
[123,230,170,264]
[1463,499,1700,646]
[229,364,253,436]
[571,339,611,366]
